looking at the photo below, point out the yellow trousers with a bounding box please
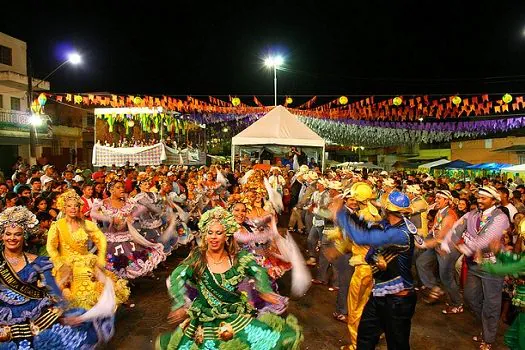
[347,264,373,349]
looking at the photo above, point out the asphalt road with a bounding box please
[102,232,506,350]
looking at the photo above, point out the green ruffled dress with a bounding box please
[157,250,302,350]
[483,251,525,350]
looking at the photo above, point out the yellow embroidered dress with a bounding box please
[46,218,130,309]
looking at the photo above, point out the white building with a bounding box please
[0,32,50,173]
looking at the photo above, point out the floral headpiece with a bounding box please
[56,189,83,212]
[198,207,240,237]
[0,206,39,239]
[227,193,252,211]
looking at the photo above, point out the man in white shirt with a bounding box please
[498,187,517,222]
[40,164,56,185]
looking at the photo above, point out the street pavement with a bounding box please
[103,231,506,350]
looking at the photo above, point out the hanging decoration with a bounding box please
[37,93,47,107]
[339,96,348,105]
[299,115,525,147]
[502,93,513,104]
[133,96,143,105]
[231,97,241,106]
[393,96,403,106]
[452,95,462,106]
[285,97,293,105]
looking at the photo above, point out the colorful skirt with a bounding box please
[105,231,166,279]
[157,313,302,350]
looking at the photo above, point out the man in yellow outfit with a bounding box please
[330,182,381,350]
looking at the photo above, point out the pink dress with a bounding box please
[91,198,167,279]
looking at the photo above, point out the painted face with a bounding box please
[206,221,228,253]
[232,203,247,224]
[65,199,80,219]
[477,195,496,211]
[2,226,24,251]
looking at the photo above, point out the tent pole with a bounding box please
[321,145,325,172]
[231,144,235,170]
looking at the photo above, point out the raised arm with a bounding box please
[336,209,409,248]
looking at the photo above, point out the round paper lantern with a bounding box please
[452,95,462,106]
[286,97,293,105]
[37,93,47,106]
[231,97,241,106]
[339,96,348,105]
[133,96,142,105]
[502,93,513,104]
[393,96,403,106]
[128,120,134,127]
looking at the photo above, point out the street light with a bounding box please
[27,51,82,159]
[264,55,284,106]
[32,52,82,90]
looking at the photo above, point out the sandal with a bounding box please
[442,305,464,314]
[332,312,347,323]
[311,279,326,285]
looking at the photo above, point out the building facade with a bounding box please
[0,32,51,175]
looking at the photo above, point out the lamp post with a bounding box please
[264,55,284,106]
[27,52,81,159]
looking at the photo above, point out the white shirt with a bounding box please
[505,203,518,223]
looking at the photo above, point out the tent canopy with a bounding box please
[231,106,325,147]
[502,164,525,172]
[418,159,450,170]
[433,159,472,169]
[467,162,513,170]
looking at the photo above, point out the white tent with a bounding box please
[502,164,525,172]
[231,106,325,169]
[418,159,450,171]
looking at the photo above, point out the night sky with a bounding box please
[3,1,525,105]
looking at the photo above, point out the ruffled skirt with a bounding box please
[157,313,302,350]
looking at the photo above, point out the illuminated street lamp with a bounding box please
[33,52,82,90]
[264,55,284,106]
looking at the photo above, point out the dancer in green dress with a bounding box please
[157,207,302,350]
[483,251,525,350]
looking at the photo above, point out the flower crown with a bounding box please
[0,206,39,239]
[56,189,83,212]
[198,207,240,237]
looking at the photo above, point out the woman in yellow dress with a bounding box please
[46,189,130,310]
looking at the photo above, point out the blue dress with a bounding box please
[0,255,113,350]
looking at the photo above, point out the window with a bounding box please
[484,139,493,149]
[0,45,12,66]
[10,97,20,111]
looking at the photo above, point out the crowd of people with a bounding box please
[0,156,524,349]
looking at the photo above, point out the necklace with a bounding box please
[207,253,226,265]
[5,255,22,265]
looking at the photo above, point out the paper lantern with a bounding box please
[339,96,348,105]
[231,97,241,106]
[133,96,142,105]
[31,101,39,113]
[128,120,134,127]
[152,126,159,134]
[285,97,293,105]
[502,93,513,104]
[37,93,47,106]
[452,95,462,106]
[393,96,403,106]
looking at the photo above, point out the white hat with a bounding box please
[307,171,319,181]
[167,171,175,177]
[73,175,84,182]
[380,170,388,176]
[299,165,309,173]
[270,166,281,173]
[42,177,54,186]
[42,164,55,172]
[383,178,396,188]
[478,186,501,202]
